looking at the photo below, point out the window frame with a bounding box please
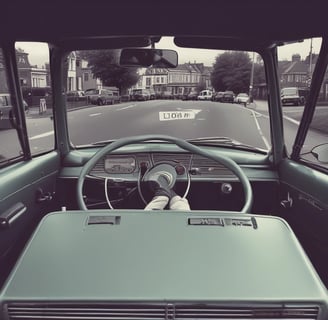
[0,40,31,165]
[290,38,328,166]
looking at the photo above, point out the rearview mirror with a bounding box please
[120,48,178,68]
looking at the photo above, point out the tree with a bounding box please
[79,50,140,93]
[253,63,266,85]
[211,51,252,93]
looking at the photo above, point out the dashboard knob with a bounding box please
[175,165,185,175]
[221,183,232,194]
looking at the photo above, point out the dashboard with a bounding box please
[59,147,279,213]
[89,152,238,180]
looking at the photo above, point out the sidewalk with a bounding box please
[26,103,91,118]
[26,107,52,119]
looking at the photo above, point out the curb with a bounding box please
[26,104,92,118]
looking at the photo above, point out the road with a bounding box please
[253,100,328,155]
[1,100,328,161]
[67,100,270,150]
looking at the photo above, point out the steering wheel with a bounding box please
[77,134,253,212]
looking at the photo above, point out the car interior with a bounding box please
[1,1,328,319]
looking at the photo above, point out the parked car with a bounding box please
[281,87,307,106]
[130,89,151,101]
[235,93,250,105]
[149,89,156,100]
[0,94,29,129]
[197,89,213,100]
[182,91,198,100]
[0,94,13,129]
[222,91,235,103]
[66,90,86,102]
[85,88,121,105]
[211,91,224,101]
[160,91,174,99]
[2,2,328,319]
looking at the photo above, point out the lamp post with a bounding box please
[249,52,255,102]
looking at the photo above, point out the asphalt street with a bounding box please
[66,100,271,150]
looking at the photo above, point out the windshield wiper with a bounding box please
[89,137,267,153]
[90,139,115,146]
[186,136,268,153]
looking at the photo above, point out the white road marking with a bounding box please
[283,110,303,113]
[159,109,201,121]
[251,107,300,125]
[250,109,270,149]
[283,115,300,125]
[89,113,102,117]
[117,104,136,111]
[29,131,54,140]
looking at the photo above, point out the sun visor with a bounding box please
[174,36,285,52]
[53,36,153,51]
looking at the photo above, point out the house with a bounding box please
[76,54,103,91]
[280,54,311,89]
[253,54,316,101]
[16,48,49,88]
[67,52,77,91]
[136,63,212,98]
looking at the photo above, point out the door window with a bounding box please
[0,48,24,165]
[277,39,321,152]
[15,42,55,156]
[278,38,328,170]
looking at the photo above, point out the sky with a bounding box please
[16,37,322,68]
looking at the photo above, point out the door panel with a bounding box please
[0,151,60,287]
[278,159,328,288]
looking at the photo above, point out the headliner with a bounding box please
[1,0,327,47]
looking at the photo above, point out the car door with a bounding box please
[0,42,60,288]
[276,37,328,289]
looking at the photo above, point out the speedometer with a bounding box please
[104,156,136,174]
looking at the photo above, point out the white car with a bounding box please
[197,89,213,100]
[235,93,250,104]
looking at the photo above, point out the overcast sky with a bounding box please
[16,37,322,68]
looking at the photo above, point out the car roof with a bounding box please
[2,1,327,49]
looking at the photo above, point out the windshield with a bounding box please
[62,37,270,151]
